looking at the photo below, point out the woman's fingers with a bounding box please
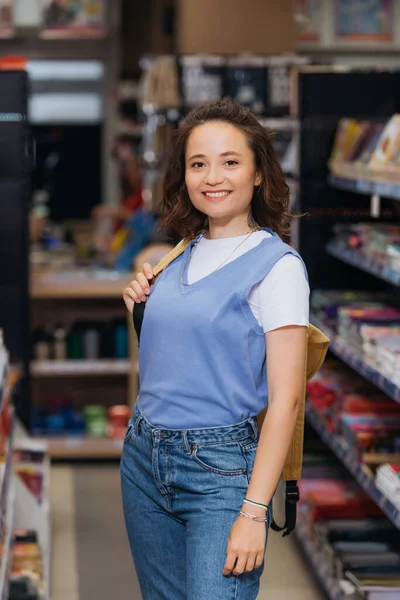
[122,287,136,314]
[136,271,151,294]
[143,262,153,280]
[232,554,248,576]
[245,553,258,573]
[122,263,154,313]
[222,550,237,576]
[130,280,147,302]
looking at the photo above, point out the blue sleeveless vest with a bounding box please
[137,228,307,429]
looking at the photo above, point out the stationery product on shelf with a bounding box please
[295,456,400,600]
[226,56,266,115]
[329,118,372,163]
[369,114,400,170]
[41,0,106,38]
[376,464,400,508]
[180,55,225,108]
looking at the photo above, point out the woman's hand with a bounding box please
[223,510,267,577]
[123,262,154,314]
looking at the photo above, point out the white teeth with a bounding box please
[205,191,230,198]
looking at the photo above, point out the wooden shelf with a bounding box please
[45,436,124,460]
[31,359,131,377]
[31,269,133,299]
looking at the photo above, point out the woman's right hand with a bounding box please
[123,263,154,314]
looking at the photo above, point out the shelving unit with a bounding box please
[306,404,400,529]
[294,518,354,600]
[311,313,400,405]
[31,270,138,459]
[31,359,131,377]
[326,240,400,287]
[329,173,400,202]
[0,481,15,600]
[46,436,123,460]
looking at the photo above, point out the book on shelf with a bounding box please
[346,570,400,600]
[369,114,400,170]
[330,118,372,163]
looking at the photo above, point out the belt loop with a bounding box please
[181,431,191,454]
[249,418,258,440]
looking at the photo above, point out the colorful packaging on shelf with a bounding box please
[355,122,386,165]
[330,118,371,163]
[337,306,400,347]
[369,114,400,169]
[376,464,400,508]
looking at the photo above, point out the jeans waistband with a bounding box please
[133,403,259,445]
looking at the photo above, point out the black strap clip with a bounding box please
[270,480,300,537]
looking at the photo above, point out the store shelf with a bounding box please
[326,240,400,287]
[311,313,400,405]
[31,359,130,377]
[329,173,400,201]
[45,436,124,460]
[31,269,133,299]
[0,481,15,600]
[306,404,400,530]
[294,518,352,600]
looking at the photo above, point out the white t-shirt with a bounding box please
[187,230,309,333]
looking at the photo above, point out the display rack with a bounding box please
[13,433,51,600]
[311,313,400,405]
[46,436,123,460]
[326,240,400,287]
[31,270,138,459]
[306,404,400,530]
[329,173,400,202]
[294,518,354,600]
[31,359,131,377]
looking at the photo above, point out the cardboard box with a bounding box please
[177,0,295,55]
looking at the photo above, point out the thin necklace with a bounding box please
[181,230,257,287]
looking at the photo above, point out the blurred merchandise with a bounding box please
[84,405,107,438]
[41,0,106,38]
[107,405,130,439]
[138,56,180,111]
[180,55,225,108]
[226,55,266,115]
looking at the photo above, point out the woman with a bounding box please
[121,98,309,599]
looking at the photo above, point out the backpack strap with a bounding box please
[133,239,191,344]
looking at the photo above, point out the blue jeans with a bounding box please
[120,403,271,600]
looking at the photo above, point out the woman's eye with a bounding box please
[225,160,238,166]
[192,162,204,168]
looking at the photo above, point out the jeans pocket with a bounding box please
[191,443,248,476]
[124,421,135,443]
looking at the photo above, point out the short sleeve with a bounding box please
[255,254,310,333]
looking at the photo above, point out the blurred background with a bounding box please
[1,1,400,599]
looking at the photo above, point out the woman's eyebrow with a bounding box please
[187,151,243,161]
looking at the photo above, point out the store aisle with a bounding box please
[51,465,323,600]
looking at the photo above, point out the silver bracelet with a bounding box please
[239,510,268,523]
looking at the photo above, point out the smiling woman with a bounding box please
[121,98,309,600]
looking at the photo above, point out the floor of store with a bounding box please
[50,464,323,600]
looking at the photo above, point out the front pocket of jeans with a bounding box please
[124,422,135,443]
[191,444,247,476]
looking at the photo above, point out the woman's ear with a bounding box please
[255,173,262,187]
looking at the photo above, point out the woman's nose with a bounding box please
[204,165,224,186]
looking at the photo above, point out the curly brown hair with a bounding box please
[159,98,291,241]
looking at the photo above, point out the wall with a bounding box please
[177,0,295,54]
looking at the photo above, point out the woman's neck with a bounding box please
[205,217,258,240]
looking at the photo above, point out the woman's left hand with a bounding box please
[223,514,266,576]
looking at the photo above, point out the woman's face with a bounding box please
[185,122,261,223]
